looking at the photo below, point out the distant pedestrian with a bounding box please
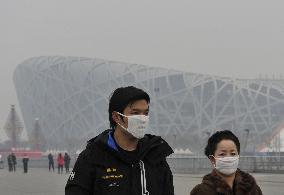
[64,153,71,174]
[11,153,17,172]
[57,153,64,174]
[48,153,54,172]
[7,154,13,172]
[0,154,4,169]
[8,153,17,172]
[22,154,29,173]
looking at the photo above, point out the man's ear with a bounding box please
[112,111,120,124]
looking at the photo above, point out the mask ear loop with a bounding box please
[115,111,128,126]
[209,155,217,168]
[116,112,127,117]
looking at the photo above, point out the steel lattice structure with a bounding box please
[13,56,284,152]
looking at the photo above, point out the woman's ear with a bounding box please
[209,155,216,167]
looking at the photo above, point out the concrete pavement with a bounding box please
[0,168,284,195]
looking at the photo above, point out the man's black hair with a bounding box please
[108,86,150,129]
[204,130,240,158]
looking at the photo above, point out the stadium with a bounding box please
[13,56,284,153]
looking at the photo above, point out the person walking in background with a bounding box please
[22,154,29,173]
[48,153,54,172]
[190,130,263,195]
[0,154,4,169]
[64,152,71,174]
[11,153,17,172]
[57,153,64,174]
[7,153,13,172]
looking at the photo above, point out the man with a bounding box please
[0,154,3,169]
[48,153,54,172]
[22,154,29,173]
[11,153,17,172]
[65,86,174,195]
[7,153,13,172]
[64,152,71,174]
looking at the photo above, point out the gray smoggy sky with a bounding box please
[0,0,284,141]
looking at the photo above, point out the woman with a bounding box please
[190,130,262,195]
[57,153,64,174]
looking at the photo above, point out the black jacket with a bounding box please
[65,129,174,195]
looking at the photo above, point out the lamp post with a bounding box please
[243,129,250,154]
[173,134,177,150]
[201,130,211,156]
[172,134,177,172]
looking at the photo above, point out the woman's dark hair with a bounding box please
[204,130,240,158]
[108,86,150,129]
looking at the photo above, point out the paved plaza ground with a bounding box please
[0,168,284,195]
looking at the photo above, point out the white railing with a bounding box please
[167,156,284,174]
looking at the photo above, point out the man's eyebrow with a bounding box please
[131,108,149,111]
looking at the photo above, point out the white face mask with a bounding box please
[116,112,149,139]
[213,156,239,175]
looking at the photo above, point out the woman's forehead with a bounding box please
[216,139,237,150]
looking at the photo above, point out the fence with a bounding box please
[167,156,284,174]
[1,156,284,174]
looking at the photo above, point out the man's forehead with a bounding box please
[128,102,149,109]
[129,106,149,110]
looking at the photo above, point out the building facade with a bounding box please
[13,56,284,153]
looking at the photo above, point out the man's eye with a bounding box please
[219,153,225,156]
[231,153,236,156]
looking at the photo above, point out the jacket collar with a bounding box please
[86,129,173,165]
[202,169,257,194]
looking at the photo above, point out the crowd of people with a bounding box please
[1,152,71,174]
[48,152,71,174]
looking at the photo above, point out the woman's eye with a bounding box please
[231,153,236,156]
[219,153,225,156]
